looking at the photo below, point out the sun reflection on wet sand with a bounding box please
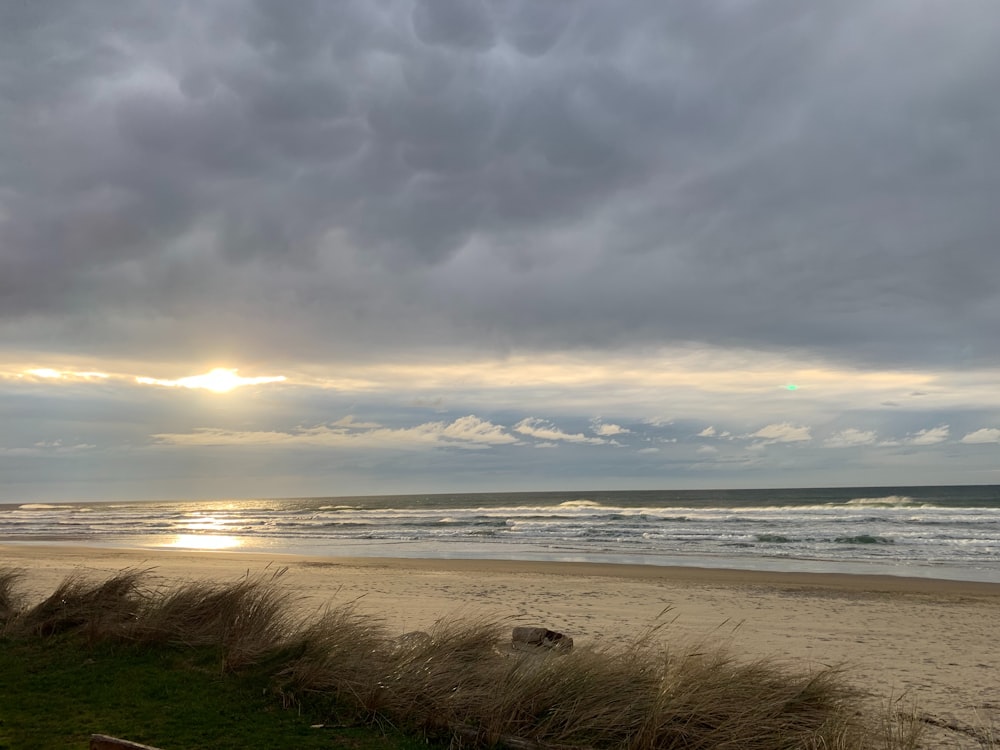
[167,534,243,550]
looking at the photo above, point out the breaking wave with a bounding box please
[844,496,918,508]
[834,535,894,545]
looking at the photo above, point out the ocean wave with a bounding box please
[3,490,998,573]
[844,495,918,508]
[833,535,894,545]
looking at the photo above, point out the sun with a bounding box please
[179,368,258,393]
[136,368,286,393]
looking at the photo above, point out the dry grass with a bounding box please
[351,629,874,750]
[0,566,924,750]
[4,568,146,640]
[1,566,298,669]
[0,567,24,624]
[276,602,392,714]
[132,567,297,669]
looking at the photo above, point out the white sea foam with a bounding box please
[3,491,1000,581]
[844,495,917,507]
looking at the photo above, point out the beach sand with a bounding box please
[2,544,998,749]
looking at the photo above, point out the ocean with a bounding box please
[3,485,1000,583]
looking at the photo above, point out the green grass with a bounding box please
[0,636,423,750]
[0,566,925,750]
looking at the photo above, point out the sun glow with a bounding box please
[136,368,286,393]
[25,368,110,380]
[166,533,243,550]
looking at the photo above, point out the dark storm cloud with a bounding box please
[2,0,999,367]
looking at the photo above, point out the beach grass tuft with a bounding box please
[0,566,24,624]
[0,566,924,750]
[5,568,146,640]
[275,602,392,715]
[132,567,297,669]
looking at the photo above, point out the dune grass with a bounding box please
[0,566,924,750]
[6,567,145,640]
[0,567,22,623]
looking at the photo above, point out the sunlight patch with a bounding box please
[136,368,286,393]
[166,533,243,550]
[24,368,110,381]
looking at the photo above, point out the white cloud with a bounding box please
[747,423,812,444]
[154,415,519,451]
[1,440,96,456]
[825,428,878,448]
[434,415,520,445]
[697,426,716,437]
[591,421,630,436]
[514,418,606,445]
[331,415,384,429]
[907,425,949,446]
[960,428,1000,444]
[26,368,110,381]
[696,445,718,454]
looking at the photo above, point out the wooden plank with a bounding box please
[90,734,164,750]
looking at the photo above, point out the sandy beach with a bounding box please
[2,544,998,748]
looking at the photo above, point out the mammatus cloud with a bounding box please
[960,428,1000,445]
[514,418,607,445]
[4,0,1000,497]
[1,1,999,373]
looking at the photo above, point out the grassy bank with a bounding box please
[0,567,922,749]
[0,636,423,750]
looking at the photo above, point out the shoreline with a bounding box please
[3,544,999,748]
[5,541,1000,596]
[5,536,1000,586]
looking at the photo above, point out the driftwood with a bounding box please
[511,626,573,651]
[450,722,591,750]
[916,713,995,748]
[90,734,164,750]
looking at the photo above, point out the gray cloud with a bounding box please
[2,0,999,371]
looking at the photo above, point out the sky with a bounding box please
[2,0,1000,502]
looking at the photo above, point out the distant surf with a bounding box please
[2,485,999,582]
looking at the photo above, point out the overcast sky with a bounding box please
[3,0,1000,502]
